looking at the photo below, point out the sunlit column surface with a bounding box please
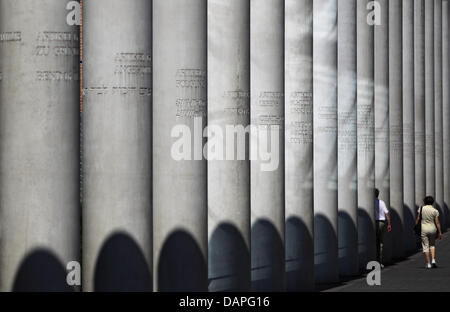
[443,0,450,230]
[153,0,208,291]
[403,0,417,252]
[250,0,285,291]
[425,0,436,198]
[284,0,314,291]
[313,0,339,284]
[0,0,80,291]
[434,0,445,228]
[82,0,152,291]
[357,0,376,269]
[415,0,426,213]
[389,0,405,260]
[337,0,358,277]
[374,0,392,263]
[207,0,251,292]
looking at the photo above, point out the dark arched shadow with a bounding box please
[444,202,450,232]
[158,230,207,291]
[251,219,284,291]
[435,202,444,233]
[338,211,358,276]
[403,204,418,255]
[94,232,152,292]
[208,223,250,292]
[314,214,338,287]
[389,208,405,261]
[357,208,376,271]
[13,249,73,292]
[285,216,314,291]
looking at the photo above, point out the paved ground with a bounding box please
[325,232,450,292]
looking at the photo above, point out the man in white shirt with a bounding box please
[375,188,391,268]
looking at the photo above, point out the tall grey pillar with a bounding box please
[208,0,251,292]
[153,0,207,291]
[250,0,285,291]
[415,0,426,213]
[403,0,417,252]
[374,0,392,264]
[313,0,338,284]
[434,0,445,228]
[389,0,405,260]
[285,0,314,291]
[82,0,152,291]
[337,0,358,277]
[443,0,450,230]
[0,0,80,291]
[425,0,435,198]
[357,0,376,269]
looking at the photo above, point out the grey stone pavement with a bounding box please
[325,232,450,292]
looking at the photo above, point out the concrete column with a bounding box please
[153,0,207,291]
[403,0,417,252]
[337,0,358,277]
[415,0,426,214]
[0,0,80,291]
[425,0,435,198]
[434,0,445,228]
[443,0,450,230]
[285,0,314,291]
[207,0,251,292]
[374,0,392,264]
[357,0,376,270]
[313,0,338,285]
[250,0,285,291]
[389,0,405,260]
[82,0,152,291]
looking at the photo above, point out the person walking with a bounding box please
[375,188,391,268]
[416,196,443,269]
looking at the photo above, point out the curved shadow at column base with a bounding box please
[338,211,358,277]
[93,232,152,292]
[314,214,338,285]
[158,230,207,292]
[285,216,314,292]
[13,249,74,292]
[251,219,284,291]
[208,223,250,292]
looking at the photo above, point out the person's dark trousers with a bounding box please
[376,220,386,264]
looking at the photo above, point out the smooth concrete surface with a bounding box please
[443,0,450,230]
[337,0,358,277]
[313,0,339,285]
[207,0,251,292]
[403,0,417,252]
[389,0,405,260]
[82,0,153,291]
[356,0,376,269]
[425,0,436,198]
[374,0,392,263]
[250,0,285,291]
[284,0,314,291]
[434,0,445,229]
[415,0,426,212]
[152,0,208,292]
[0,0,80,291]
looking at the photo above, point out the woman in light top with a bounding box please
[415,196,443,269]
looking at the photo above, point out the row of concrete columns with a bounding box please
[0,0,449,292]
